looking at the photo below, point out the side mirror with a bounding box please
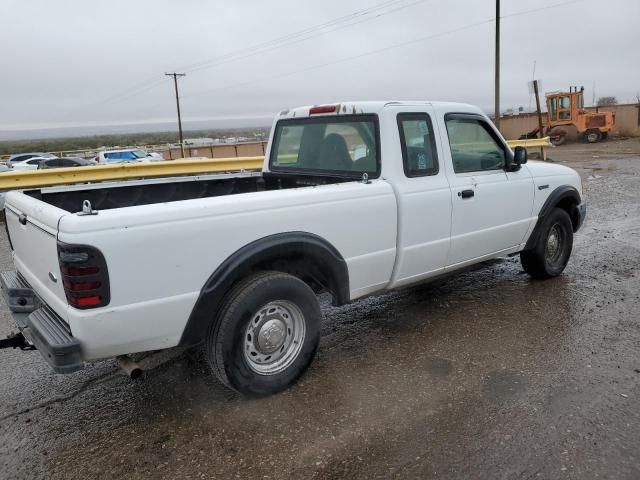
[514,146,528,165]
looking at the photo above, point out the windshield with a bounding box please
[270,115,379,177]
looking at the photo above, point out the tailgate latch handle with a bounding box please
[18,214,27,225]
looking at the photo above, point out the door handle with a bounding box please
[458,189,474,199]
[18,214,27,225]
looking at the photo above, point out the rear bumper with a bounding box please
[1,271,83,373]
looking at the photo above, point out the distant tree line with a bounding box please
[0,127,270,156]
[596,96,618,107]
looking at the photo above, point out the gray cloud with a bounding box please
[1,0,638,136]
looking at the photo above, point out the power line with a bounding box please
[182,18,494,100]
[180,0,409,72]
[182,0,584,101]
[79,0,585,119]
[90,0,425,107]
[95,78,167,106]
[181,0,427,76]
[500,0,582,20]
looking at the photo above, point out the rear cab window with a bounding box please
[270,114,380,178]
[397,113,439,177]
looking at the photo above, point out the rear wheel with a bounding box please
[585,129,602,143]
[206,271,321,397]
[521,208,573,279]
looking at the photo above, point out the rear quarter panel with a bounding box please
[58,180,397,359]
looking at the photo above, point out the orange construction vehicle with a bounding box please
[522,86,615,145]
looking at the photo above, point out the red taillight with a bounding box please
[63,280,101,291]
[61,265,99,276]
[58,242,110,309]
[309,105,338,115]
[69,296,102,307]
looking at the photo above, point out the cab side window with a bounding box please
[397,113,439,177]
[548,97,558,121]
[445,116,506,174]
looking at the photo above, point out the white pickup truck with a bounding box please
[0,101,585,396]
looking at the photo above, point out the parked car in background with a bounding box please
[6,152,56,168]
[94,149,163,164]
[38,157,96,169]
[9,157,51,171]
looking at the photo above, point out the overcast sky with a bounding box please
[1,0,638,136]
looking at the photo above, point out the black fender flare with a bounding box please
[524,185,582,251]
[179,232,349,346]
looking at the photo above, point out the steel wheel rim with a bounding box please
[243,300,306,375]
[587,132,599,142]
[546,224,564,264]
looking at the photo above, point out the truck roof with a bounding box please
[278,101,484,119]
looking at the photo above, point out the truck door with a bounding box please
[442,113,533,267]
[388,107,452,288]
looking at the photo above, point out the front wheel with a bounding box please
[549,128,567,146]
[521,208,574,279]
[206,271,321,397]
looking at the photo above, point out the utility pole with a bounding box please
[532,79,546,161]
[165,72,186,158]
[494,0,500,130]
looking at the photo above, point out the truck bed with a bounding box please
[24,171,354,213]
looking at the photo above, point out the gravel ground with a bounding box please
[1,139,639,479]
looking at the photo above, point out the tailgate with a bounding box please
[5,191,70,321]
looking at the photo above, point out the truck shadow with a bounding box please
[130,255,578,407]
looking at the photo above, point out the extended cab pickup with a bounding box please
[1,101,585,396]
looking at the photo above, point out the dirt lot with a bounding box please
[1,138,639,479]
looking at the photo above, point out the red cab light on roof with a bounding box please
[309,105,338,115]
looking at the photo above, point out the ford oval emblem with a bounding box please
[48,272,58,283]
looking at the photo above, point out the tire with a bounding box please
[521,208,573,279]
[549,128,567,146]
[206,271,321,397]
[585,129,602,143]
